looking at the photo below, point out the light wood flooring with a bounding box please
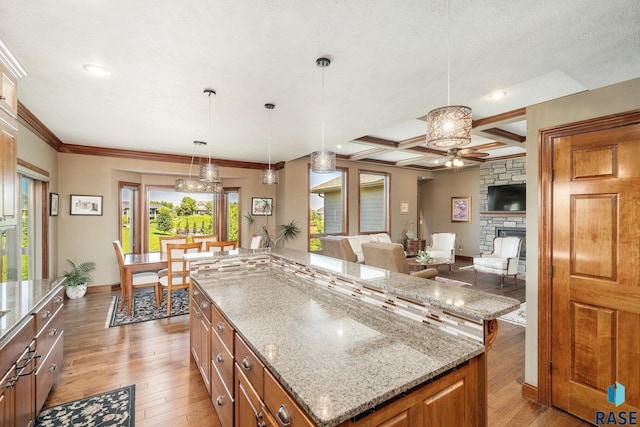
[43,261,590,426]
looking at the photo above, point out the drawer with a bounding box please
[235,334,264,400]
[264,369,314,427]
[34,288,64,335]
[191,284,211,322]
[35,332,64,414]
[211,360,234,427]
[211,326,234,395]
[211,306,234,354]
[35,308,63,359]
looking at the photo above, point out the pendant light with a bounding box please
[425,0,472,149]
[175,88,224,194]
[310,57,336,173]
[261,103,279,185]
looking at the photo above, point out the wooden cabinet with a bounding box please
[34,288,65,415]
[190,282,211,395]
[0,62,18,119]
[0,117,17,225]
[236,365,278,427]
[404,238,426,255]
[0,316,36,427]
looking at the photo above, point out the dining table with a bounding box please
[122,252,168,317]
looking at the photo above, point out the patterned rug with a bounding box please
[498,302,526,327]
[36,385,135,426]
[106,288,189,327]
[434,276,472,287]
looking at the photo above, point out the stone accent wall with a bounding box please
[478,158,526,272]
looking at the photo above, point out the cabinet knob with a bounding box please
[49,363,58,372]
[195,312,202,318]
[41,310,51,318]
[216,322,224,332]
[55,296,64,303]
[215,396,224,406]
[193,289,199,296]
[49,328,58,337]
[216,353,224,363]
[276,405,291,426]
[241,356,251,371]
[200,301,208,309]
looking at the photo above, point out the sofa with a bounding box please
[361,241,438,279]
[320,236,358,263]
[344,233,393,263]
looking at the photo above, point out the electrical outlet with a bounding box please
[458,244,463,250]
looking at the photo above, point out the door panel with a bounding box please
[552,123,640,422]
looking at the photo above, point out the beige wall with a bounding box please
[278,157,430,251]
[418,167,480,257]
[57,153,276,287]
[524,76,640,387]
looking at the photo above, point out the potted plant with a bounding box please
[63,259,96,299]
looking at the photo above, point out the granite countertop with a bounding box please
[0,278,65,343]
[193,268,485,427]
[271,248,520,320]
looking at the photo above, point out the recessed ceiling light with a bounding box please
[336,144,343,149]
[489,90,507,100]
[82,64,111,76]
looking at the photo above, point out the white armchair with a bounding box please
[423,232,456,271]
[473,236,522,287]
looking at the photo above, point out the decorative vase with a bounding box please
[406,230,416,239]
[66,283,87,299]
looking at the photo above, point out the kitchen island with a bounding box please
[189,248,519,426]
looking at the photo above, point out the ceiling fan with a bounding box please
[443,147,489,168]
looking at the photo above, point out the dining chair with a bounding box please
[192,234,218,251]
[249,235,263,249]
[206,240,237,252]
[112,240,161,311]
[157,235,189,277]
[158,242,202,314]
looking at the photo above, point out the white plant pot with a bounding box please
[66,283,87,299]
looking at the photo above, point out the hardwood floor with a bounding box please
[42,262,589,426]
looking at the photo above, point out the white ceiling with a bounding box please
[1,0,639,170]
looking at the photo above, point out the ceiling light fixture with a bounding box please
[82,64,111,76]
[310,57,336,173]
[261,103,279,185]
[489,90,508,100]
[445,154,464,168]
[175,89,223,194]
[425,0,472,149]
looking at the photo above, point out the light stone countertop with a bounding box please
[0,278,65,344]
[270,248,521,320]
[193,267,485,427]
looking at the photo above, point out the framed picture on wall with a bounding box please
[251,197,273,216]
[70,194,103,216]
[451,196,471,222]
[400,201,409,214]
[49,193,59,216]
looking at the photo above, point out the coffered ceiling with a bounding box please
[1,1,638,172]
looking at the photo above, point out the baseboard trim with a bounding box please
[522,382,538,401]
[86,283,120,294]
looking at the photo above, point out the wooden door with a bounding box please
[551,122,640,422]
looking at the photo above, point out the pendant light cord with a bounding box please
[321,63,326,151]
[447,0,451,106]
[268,106,272,169]
[207,90,213,163]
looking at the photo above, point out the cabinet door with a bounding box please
[14,346,36,427]
[190,297,211,394]
[0,121,17,222]
[0,63,17,118]
[0,368,15,427]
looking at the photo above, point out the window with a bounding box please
[358,171,389,233]
[309,167,347,251]
[119,182,141,254]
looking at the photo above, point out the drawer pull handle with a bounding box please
[55,296,64,303]
[49,363,58,372]
[42,310,51,318]
[200,301,208,309]
[215,396,224,406]
[195,312,201,318]
[216,353,224,363]
[49,328,58,337]
[276,405,291,426]
[216,322,224,332]
[241,356,251,370]
[193,289,199,296]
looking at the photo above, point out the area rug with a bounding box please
[498,302,526,327]
[434,276,472,287]
[36,385,135,426]
[106,288,189,328]
[459,265,526,280]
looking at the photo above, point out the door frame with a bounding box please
[537,109,640,406]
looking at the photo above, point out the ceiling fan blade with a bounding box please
[462,152,489,158]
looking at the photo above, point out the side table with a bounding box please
[404,238,426,256]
